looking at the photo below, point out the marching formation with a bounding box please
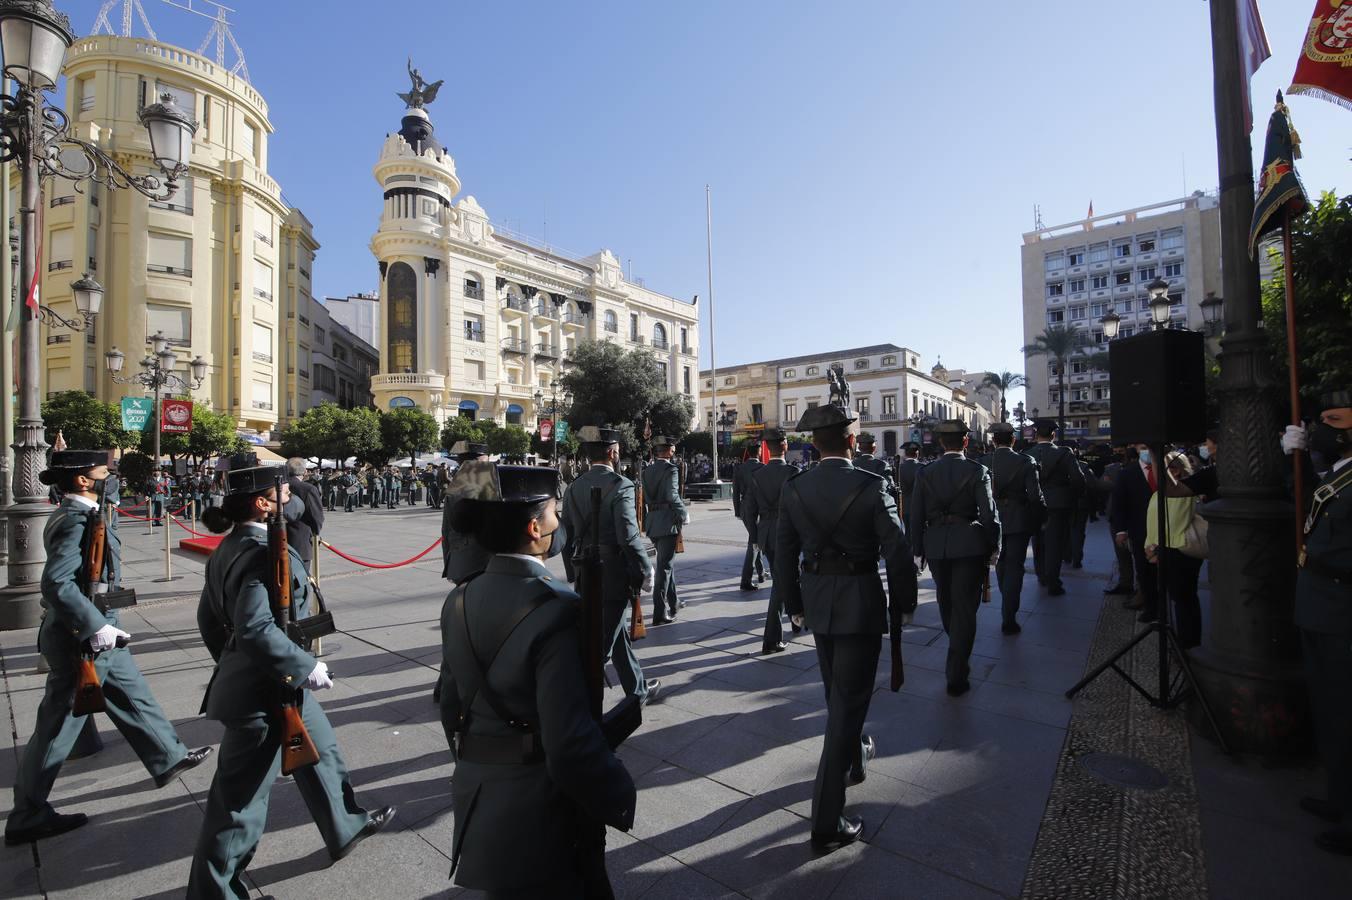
[4,372,1351,895]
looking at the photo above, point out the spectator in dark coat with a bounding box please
[1109,443,1160,622]
[284,457,325,573]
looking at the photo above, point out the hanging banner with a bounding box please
[555,421,569,443]
[120,397,153,431]
[537,418,554,442]
[161,399,193,434]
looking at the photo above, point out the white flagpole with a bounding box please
[705,185,720,485]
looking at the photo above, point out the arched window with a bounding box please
[386,262,417,372]
[603,310,618,333]
[806,365,820,376]
[652,323,667,348]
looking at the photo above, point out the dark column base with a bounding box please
[1187,644,1310,757]
[1,498,51,630]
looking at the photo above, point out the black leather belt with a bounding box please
[802,557,876,576]
[92,589,138,614]
[927,515,974,526]
[455,731,544,765]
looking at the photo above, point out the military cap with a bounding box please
[856,433,877,447]
[1320,389,1352,412]
[1033,418,1058,437]
[577,425,621,445]
[449,440,489,460]
[795,404,857,432]
[651,435,676,448]
[934,419,970,436]
[225,453,285,495]
[449,461,558,505]
[990,422,1016,436]
[39,450,109,484]
[902,441,922,453]
[762,427,787,442]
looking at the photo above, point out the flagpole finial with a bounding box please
[1276,89,1283,105]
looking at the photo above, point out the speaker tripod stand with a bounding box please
[1064,443,1230,754]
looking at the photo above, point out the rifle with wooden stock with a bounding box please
[73,480,114,716]
[269,475,320,775]
[629,462,647,642]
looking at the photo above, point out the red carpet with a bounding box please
[180,535,224,555]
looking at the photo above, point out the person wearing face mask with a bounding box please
[439,463,637,896]
[1182,430,1220,502]
[1142,451,1204,649]
[5,451,212,847]
[1280,390,1352,856]
[1110,443,1162,622]
[189,455,394,897]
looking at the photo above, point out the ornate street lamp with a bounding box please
[0,0,199,629]
[1100,307,1121,341]
[533,382,571,466]
[105,333,207,482]
[1146,275,1172,329]
[1199,291,1224,336]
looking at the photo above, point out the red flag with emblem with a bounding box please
[1288,0,1352,111]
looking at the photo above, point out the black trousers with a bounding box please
[1162,548,1203,648]
[760,547,785,648]
[740,535,765,587]
[1302,628,1352,818]
[1034,508,1072,589]
[810,632,879,834]
[997,532,1032,627]
[1111,530,1136,590]
[930,557,985,686]
[1069,508,1089,565]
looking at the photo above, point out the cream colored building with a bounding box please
[368,100,700,426]
[1020,193,1222,442]
[33,34,293,433]
[700,344,994,456]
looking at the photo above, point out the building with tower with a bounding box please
[368,66,700,426]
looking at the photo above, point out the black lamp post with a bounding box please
[105,332,208,477]
[533,383,570,466]
[0,0,199,629]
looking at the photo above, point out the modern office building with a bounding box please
[1020,192,1222,442]
[368,93,700,426]
[699,344,996,457]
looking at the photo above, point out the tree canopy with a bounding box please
[41,391,133,450]
[560,339,693,454]
[1022,325,1089,433]
[139,401,244,465]
[379,407,440,461]
[280,403,382,468]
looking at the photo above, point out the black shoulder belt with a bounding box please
[923,467,980,525]
[792,475,876,564]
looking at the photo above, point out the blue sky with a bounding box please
[62,1,1348,405]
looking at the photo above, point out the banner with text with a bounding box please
[537,418,554,442]
[161,399,193,434]
[120,397,153,432]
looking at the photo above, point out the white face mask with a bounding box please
[1138,449,1152,465]
[1198,446,1211,461]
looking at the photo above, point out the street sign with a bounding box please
[538,418,554,441]
[556,421,569,442]
[161,399,193,434]
[120,397,153,431]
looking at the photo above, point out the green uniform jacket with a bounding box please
[1026,442,1085,510]
[640,459,688,539]
[743,459,797,555]
[439,554,635,892]
[909,454,1001,560]
[561,465,652,585]
[854,454,893,493]
[774,458,917,634]
[980,447,1046,535]
[1295,463,1352,635]
[40,497,120,641]
[196,524,317,720]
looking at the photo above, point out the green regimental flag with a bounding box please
[1248,90,1308,259]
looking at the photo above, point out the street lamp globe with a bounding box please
[104,346,124,375]
[150,330,169,356]
[189,355,208,384]
[138,92,199,177]
[70,272,103,317]
[157,348,177,374]
[1200,292,1224,327]
[0,0,75,91]
[1100,308,1121,340]
[1147,276,1172,327]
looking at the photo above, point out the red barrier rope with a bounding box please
[319,537,442,569]
[168,514,211,539]
[114,503,188,522]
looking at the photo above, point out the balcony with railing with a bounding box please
[255,230,273,247]
[562,311,588,327]
[501,338,529,355]
[503,297,530,315]
[47,259,73,272]
[604,322,618,333]
[252,351,273,363]
[651,338,669,351]
[532,303,558,321]
[148,264,192,277]
[630,334,645,345]
[464,327,485,343]
[464,284,485,300]
[371,372,446,391]
[254,287,272,301]
[534,342,560,360]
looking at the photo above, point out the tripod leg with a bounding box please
[1162,626,1232,754]
[1065,622,1157,699]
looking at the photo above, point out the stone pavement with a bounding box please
[0,497,1347,898]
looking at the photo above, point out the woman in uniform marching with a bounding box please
[439,462,636,899]
[187,456,394,899]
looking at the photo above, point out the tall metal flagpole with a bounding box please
[705,185,719,485]
[0,76,12,567]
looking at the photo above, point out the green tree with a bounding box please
[1260,190,1352,407]
[980,370,1026,422]
[487,424,530,458]
[280,403,352,463]
[379,407,439,461]
[560,340,664,454]
[346,407,387,468]
[678,431,712,457]
[118,451,153,493]
[440,415,485,451]
[41,390,133,450]
[646,392,695,445]
[1021,325,1089,435]
[139,401,244,466]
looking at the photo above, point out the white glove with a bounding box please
[1281,424,1307,455]
[88,624,130,652]
[642,571,655,594]
[304,661,333,691]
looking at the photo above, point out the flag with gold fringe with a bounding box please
[1248,91,1308,259]
[1288,0,1352,111]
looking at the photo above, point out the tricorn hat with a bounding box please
[795,404,857,432]
[651,435,676,448]
[762,427,787,442]
[934,419,970,436]
[1033,418,1058,437]
[902,441,922,453]
[1319,389,1351,413]
[990,422,1016,436]
[224,452,284,495]
[577,424,621,445]
[448,461,558,505]
[39,449,108,485]
[449,440,489,460]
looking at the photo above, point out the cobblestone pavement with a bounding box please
[0,499,1347,898]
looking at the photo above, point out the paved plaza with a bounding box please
[1,500,1348,898]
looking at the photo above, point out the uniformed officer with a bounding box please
[383,465,400,509]
[733,441,767,591]
[895,442,923,536]
[744,429,799,653]
[854,434,892,489]
[910,421,1000,695]
[442,442,493,585]
[1069,450,1095,569]
[5,451,212,846]
[561,426,658,704]
[775,405,916,849]
[981,423,1046,635]
[1281,390,1352,856]
[1026,420,1085,596]
[189,459,394,898]
[641,436,689,625]
[439,463,637,895]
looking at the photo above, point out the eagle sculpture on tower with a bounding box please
[398,58,443,109]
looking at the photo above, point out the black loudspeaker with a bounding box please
[1108,329,1206,445]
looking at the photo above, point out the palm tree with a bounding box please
[1021,325,1089,436]
[980,370,1026,422]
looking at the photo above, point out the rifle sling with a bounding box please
[795,475,876,564]
[923,468,980,526]
[450,581,555,741]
